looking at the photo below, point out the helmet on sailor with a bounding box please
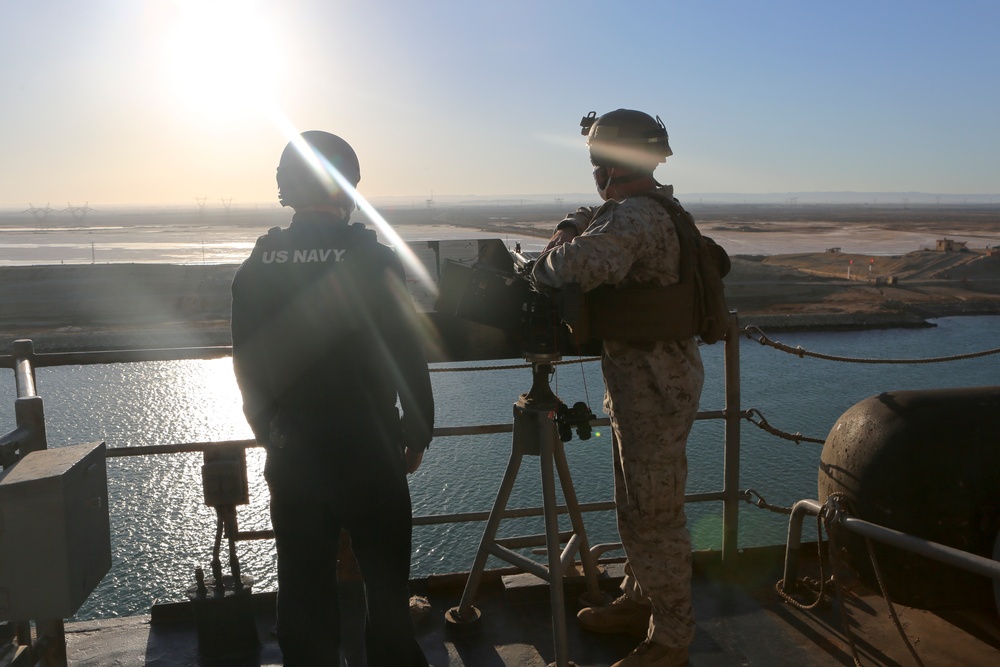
[276,131,361,208]
[580,109,672,172]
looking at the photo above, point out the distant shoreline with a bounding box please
[4,201,1000,267]
[2,246,999,355]
[3,203,999,354]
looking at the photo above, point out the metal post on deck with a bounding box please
[721,312,742,566]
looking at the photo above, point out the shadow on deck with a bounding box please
[60,545,1000,666]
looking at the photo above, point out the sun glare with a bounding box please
[270,114,439,297]
[162,1,283,121]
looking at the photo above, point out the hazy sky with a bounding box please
[1,1,998,207]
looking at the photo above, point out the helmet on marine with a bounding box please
[276,131,361,208]
[580,109,672,171]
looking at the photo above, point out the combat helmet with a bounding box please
[276,131,361,208]
[580,109,672,171]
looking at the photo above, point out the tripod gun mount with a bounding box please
[444,350,603,667]
[436,247,605,665]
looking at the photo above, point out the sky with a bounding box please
[0,0,998,208]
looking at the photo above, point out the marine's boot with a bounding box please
[576,594,651,636]
[611,639,689,667]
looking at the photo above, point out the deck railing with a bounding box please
[0,316,745,666]
[1,313,746,566]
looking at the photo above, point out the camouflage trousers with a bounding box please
[610,407,698,649]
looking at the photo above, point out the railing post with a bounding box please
[721,312,741,566]
[12,340,38,399]
[11,340,47,456]
[13,397,47,456]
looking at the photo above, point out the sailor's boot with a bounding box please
[576,594,651,636]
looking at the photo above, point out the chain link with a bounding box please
[740,488,794,515]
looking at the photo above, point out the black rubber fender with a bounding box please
[818,386,1000,608]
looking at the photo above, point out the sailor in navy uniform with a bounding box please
[231,131,433,667]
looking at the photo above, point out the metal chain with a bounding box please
[430,356,600,373]
[744,408,826,445]
[774,511,831,612]
[741,488,794,515]
[743,326,1000,364]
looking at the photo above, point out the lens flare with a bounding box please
[270,111,437,298]
[271,111,448,365]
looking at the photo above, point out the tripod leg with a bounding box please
[553,439,602,602]
[451,439,525,619]
[540,420,571,667]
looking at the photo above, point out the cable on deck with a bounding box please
[775,493,925,667]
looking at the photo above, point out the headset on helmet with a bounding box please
[580,109,672,170]
[276,131,361,208]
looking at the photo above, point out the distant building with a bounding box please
[936,238,968,252]
[826,247,841,253]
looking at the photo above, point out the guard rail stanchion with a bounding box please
[722,312,741,566]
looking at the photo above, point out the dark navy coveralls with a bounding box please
[231,210,434,666]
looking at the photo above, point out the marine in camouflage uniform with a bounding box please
[531,110,703,666]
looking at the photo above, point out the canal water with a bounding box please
[2,315,998,620]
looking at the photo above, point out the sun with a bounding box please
[161,1,283,121]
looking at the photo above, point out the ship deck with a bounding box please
[56,545,1000,667]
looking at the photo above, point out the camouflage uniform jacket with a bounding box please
[531,185,704,422]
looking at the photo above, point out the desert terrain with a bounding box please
[1,203,999,354]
